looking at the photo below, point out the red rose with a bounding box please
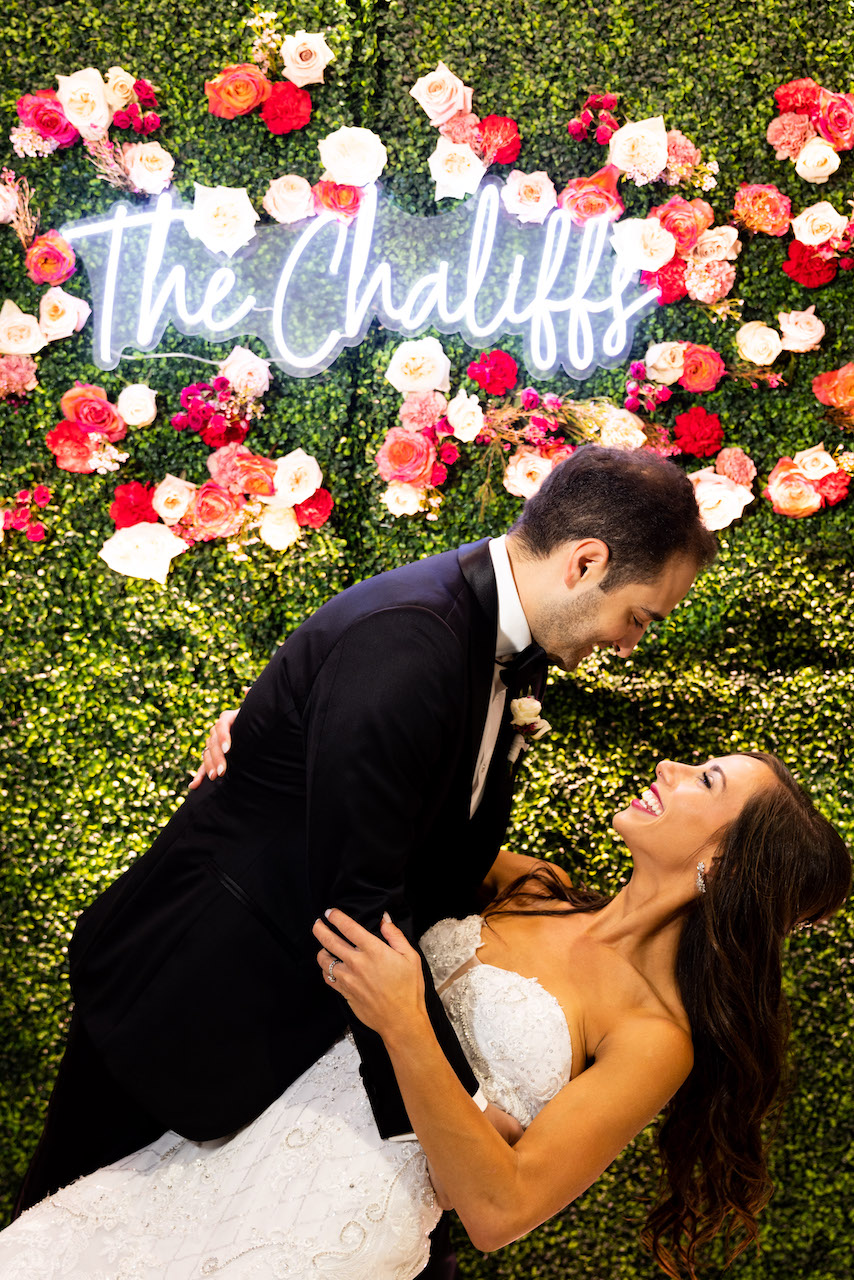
[478,116,521,165]
[110,481,158,529]
[642,256,688,305]
[678,344,726,393]
[60,383,126,442]
[185,482,246,541]
[782,240,838,288]
[44,422,95,472]
[816,469,850,506]
[198,413,249,449]
[775,77,822,114]
[673,406,724,458]
[260,81,312,134]
[467,349,518,396]
[294,487,334,528]
[16,90,79,147]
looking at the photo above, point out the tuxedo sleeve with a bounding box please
[302,606,481,1138]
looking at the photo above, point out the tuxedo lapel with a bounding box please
[458,539,499,786]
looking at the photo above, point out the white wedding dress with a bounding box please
[0,916,572,1279]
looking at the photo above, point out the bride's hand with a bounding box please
[188,707,240,789]
[312,910,427,1040]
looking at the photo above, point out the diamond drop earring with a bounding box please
[696,861,707,894]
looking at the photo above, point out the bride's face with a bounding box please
[612,754,776,871]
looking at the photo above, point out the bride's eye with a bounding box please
[701,771,712,789]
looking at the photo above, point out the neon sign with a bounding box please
[62,180,658,380]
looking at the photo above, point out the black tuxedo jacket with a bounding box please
[68,539,547,1141]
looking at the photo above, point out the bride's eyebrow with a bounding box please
[709,764,727,789]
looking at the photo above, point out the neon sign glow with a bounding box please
[62,180,658,380]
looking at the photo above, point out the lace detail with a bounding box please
[0,916,572,1277]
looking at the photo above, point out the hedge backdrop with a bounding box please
[1,1,852,1276]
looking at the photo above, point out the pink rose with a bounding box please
[376,427,437,487]
[24,230,76,285]
[16,90,79,147]
[812,89,854,152]
[409,62,473,126]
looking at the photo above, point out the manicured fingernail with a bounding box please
[223,740,230,753]
[382,911,391,922]
[216,763,226,776]
[208,770,216,780]
[324,908,332,918]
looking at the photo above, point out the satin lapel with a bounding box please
[458,539,499,787]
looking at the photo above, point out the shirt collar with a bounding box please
[488,534,532,660]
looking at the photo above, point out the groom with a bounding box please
[17,445,714,1217]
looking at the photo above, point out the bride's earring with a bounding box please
[696,861,707,895]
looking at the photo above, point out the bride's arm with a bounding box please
[480,848,573,902]
[313,910,692,1252]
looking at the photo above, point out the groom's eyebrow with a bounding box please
[638,606,666,622]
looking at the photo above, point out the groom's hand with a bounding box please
[188,708,240,789]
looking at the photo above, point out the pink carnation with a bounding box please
[0,354,39,398]
[715,447,757,487]
[684,258,737,303]
[662,129,701,184]
[766,112,817,161]
[399,391,449,432]
[438,111,482,150]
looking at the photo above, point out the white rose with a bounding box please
[385,336,451,393]
[503,447,554,499]
[117,383,158,426]
[689,468,754,532]
[427,137,486,201]
[794,136,841,184]
[610,217,677,272]
[318,126,388,187]
[792,442,838,481]
[0,184,18,224]
[262,174,316,223]
[258,501,301,550]
[510,695,543,725]
[104,65,137,110]
[184,184,259,258]
[380,481,425,516]
[599,409,647,450]
[0,299,47,354]
[500,170,558,225]
[99,522,188,584]
[688,226,742,262]
[778,305,825,353]
[272,448,323,505]
[56,67,113,140]
[644,341,687,385]
[152,474,196,524]
[38,287,91,341]
[218,345,271,397]
[280,30,335,88]
[445,387,484,443]
[790,200,848,246]
[735,320,783,365]
[608,116,668,181]
[410,61,473,126]
[122,141,175,195]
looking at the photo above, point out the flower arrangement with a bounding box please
[766,77,854,184]
[763,444,851,517]
[569,100,719,192]
[1,485,51,542]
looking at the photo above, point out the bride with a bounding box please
[0,751,848,1278]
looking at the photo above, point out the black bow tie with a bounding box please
[499,642,548,693]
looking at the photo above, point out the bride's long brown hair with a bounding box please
[484,753,851,1277]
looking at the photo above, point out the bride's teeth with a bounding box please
[642,788,662,814]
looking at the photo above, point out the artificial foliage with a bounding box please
[1,1,852,1277]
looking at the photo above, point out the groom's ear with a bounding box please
[563,538,610,590]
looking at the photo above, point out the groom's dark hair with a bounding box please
[510,444,717,591]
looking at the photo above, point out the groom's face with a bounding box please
[532,553,698,671]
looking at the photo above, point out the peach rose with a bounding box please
[218,345,271,397]
[104,65,137,110]
[186,482,246,541]
[557,165,624,225]
[272,448,323,505]
[410,62,473,127]
[184,184,259,257]
[234,451,277,496]
[763,458,823,518]
[812,363,854,408]
[56,67,112,139]
[263,174,315,224]
[204,63,272,119]
[778,305,825,353]
[690,467,754,530]
[25,231,76,285]
[427,137,486,200]
[122,141,174,195]
[679,344,726,393]
[258,501,301,550]
[790,200,848,246]
[61,383,126,441]
[733,183,791,235]
[610,217,677,272]
[38,287,90,341]
[599,410,647,451]
[792,442,837,481]
[688,226,742,262]
[736,321,783,365]
[376,428,437,487]
[500,170,558,224]
[385,337,451,394]
[649,195,711,255]
[794,136,841,184]
[280,30,335,87]
[503,447,554,499]
[152,474,196,524]
[99,522,189,584]
[608,116,668,181]
[318,126,387,186]
[445,388,484,443]
[379,481,426,516]
[0,300,47,355]
[117,383,158,426]
[644,341,686,385]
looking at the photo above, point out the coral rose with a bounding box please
[557,165,624,225]
[648,195,713,255]
[376,428,437,487]
[205,63,272,119]
[312,180,362,224]
[233,451,277,496]
[186,482,246,541]
[25,231,76,285]
[763,458,823,517]
[678,344,726,392]
[61,383,126,441]
[45,421,96,472]
[261,81,312,134]
[812,363,854,408]
[733,183,791,236]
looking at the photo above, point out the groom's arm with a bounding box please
[301,605,482,1139]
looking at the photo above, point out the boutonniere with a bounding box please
[508,694,552,764]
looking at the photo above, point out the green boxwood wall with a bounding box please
[1,1,852,1276]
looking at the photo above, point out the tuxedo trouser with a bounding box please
[417,1213,460,1280]
[14,1013,164,1217]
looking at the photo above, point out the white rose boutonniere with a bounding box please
[508,694,551,763]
